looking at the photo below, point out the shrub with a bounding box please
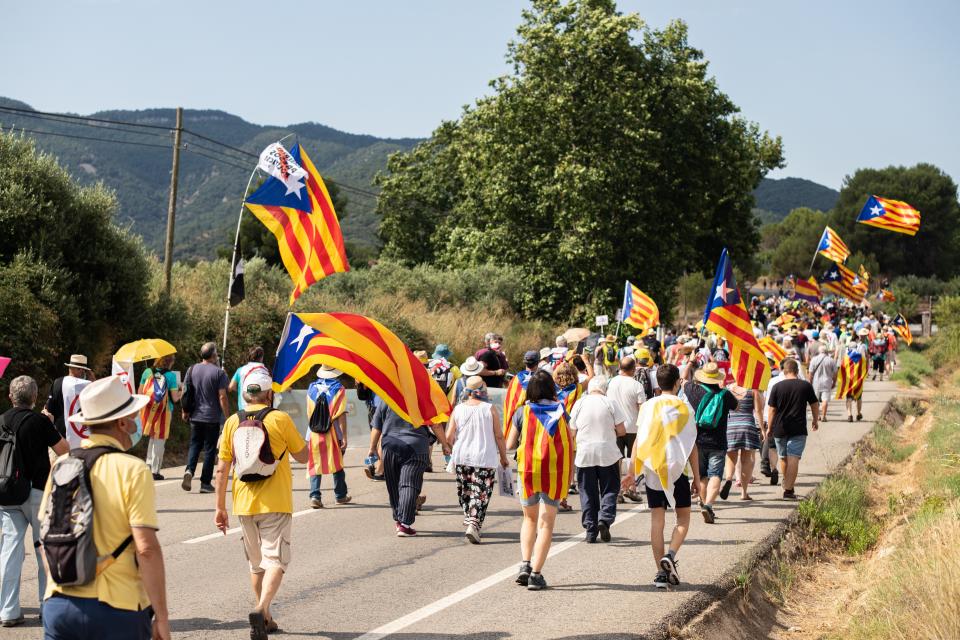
[798,473,878,554]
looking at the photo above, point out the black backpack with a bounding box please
[0,413,32,507]
[634,367,654,403]
[180,364,196,414]
[308,393,332,434]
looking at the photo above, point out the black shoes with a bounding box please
[654,571,669,589]
[527,572,547,591]
[659,554,680,586]
[719,479,733,500]
[770,470,779,486]
[598,521,611,542]
[516,561,532,586]
[152,473,165,481]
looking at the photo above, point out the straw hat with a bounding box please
[694,362,724,385]
[64,354,92,371]
[539,347,552,360]
[857,328,870,337]
[460,356,483,376]
[68,375,149,425]
[316,364,343,379]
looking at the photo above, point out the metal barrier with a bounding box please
[274,387,510,446]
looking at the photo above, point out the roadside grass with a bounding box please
[869,421,916,464]
[798,473,878,554]
[890,348,933,387]
[922,395,960,498]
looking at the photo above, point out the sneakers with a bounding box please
[783,489,797,500]
[181,471,193,491]
[598,521,611,543]
[659,553,680,585]
[568,483,579,495]
[857,413,863,421]
[396,523,417,537]
[770,470,779,486]
[516,561,532,586]
[585,534,598,543]
[465,524,481,544]
[624,488,644,503]
[701,503,716,524]
[719,479,733,500]
[310,497,323,509]
[199,483,215,494]
[653,571,669,589]
[617,492,626,504]
[249,610,268,640]
[152,473,165,481]
[336,495,352,505]
[527,572,547,591]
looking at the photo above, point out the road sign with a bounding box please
[596,315,609,327]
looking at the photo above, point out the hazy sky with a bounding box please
[3,0,957,189]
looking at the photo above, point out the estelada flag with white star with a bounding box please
[516,401,572,502]
[702,248,771,390]
[634,395,697,508]
[816,226,851,264]
[857,195,921,236]
[272,312,451,426]
[892,313,913,346]
[620,280,660,331]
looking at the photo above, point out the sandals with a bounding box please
[559,500,573,512]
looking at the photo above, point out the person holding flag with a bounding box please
[623,364,700,589]
[506,370,573,591]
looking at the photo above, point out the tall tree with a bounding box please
[377,0,783,320]
[828,163,960,278]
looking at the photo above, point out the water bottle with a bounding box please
[364,453,379,466]
[444,454,452,464]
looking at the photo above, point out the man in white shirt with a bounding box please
[605,357,646,503]
[569,377,626,543]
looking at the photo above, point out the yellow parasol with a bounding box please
[562,327,591,343]
[114,338,177,364]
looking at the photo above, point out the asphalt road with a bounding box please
[7,380,898,640]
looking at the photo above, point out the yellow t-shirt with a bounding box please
[218,404,306,516]
[42,434,158,611]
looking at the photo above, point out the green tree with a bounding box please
[376,0,783,321]
[0,132,155,382]
[759,207,828,278]
[828,163,960,278]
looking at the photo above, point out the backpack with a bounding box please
[40,447,133,586]
[0,413,32,506]
[634,367,654,403]
[232,407,282,482]
[693,383,728,430]
[308,393,332,434]
[602,344,618,367]
[180,364,196,414]
[429,358,453,393]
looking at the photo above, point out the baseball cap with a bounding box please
[523,350,539,365]
[244,367,273,394]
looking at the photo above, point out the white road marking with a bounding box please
[182,507,319,544]
[154,480,181,487]
[354,504,647,640]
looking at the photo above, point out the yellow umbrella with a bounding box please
[114,338,177,364]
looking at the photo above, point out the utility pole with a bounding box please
[163,107,183,297]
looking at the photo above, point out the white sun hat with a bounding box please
[69,375,149,425]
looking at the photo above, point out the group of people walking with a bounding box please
[0,298,887,638]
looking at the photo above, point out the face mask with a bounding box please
[489,342,501,351]
[470,389,490,402]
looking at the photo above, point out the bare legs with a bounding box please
[650,507,691,570]
[520,503,558,573]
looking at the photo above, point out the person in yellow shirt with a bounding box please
[214,368,307,640]
[41,375,170,640]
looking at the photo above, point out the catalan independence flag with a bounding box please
[273,312,451,426]
[793,276,821,305]
[306,378,347,476]
[244,144,349,304]
[702,249,771,390]
[822,263,865,302]
[858,195,921,236]
[758,336,788,365]
[557,382,583,416]
[620,281,660,331]
[877,288,896,302]
[858,264,871,284]
[892,313,913,346]
[517,402,572,502]
[817,226,850,264]
[502,369,532,436]
[836,348,867,400]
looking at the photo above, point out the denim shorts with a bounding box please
[775,435,807,459]
[698,447,726,479]
[519,492,560,508]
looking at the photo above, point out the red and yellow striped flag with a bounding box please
[836,349,867,399]
[892,313,913,346]
[817,226,851,264]
[858,196,921,236]
[273,312,451,426]
[517,403,572,502]
[502,370,531,437]
[620,281,660,330]
[306,380,347,475]
[244,144,349,304]
[758,336,788,364]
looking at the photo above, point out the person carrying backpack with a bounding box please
[0,376,67,628]
[39,374,169,640]
[680,362,738,524]
[214,368,308,640]
[305,365,351,509]
[138,354,182,480]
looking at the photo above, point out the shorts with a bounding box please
[239,512,293,574]
[774,435,807,459]
[698,447,726,479]
[817,390,832,403]
[645,475,692,509]
[519,492,560,508]
[616,433,637,459]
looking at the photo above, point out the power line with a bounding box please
[181,145,251,172]
[181,128,255,158]
[5,126,172,150]
[0,103,174,131]
[0,106,172,139]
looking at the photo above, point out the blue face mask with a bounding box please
[469,389,490,402]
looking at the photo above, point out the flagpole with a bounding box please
[221,166,260,369]
[808,246,820,276]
